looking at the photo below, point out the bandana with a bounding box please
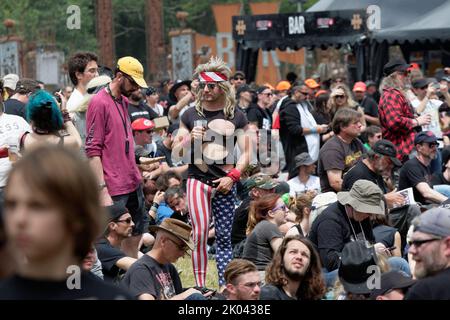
[199,72,228,82]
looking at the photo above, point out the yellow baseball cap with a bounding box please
[117,56,148,88]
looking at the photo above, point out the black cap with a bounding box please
[372,139,402,167]
[365,80,376,88]
[414,131,438,145]
[107,203,129,222]
[412,78,432,89]
[169,80,191,103]
[338,241,378,295]
[383,59,411,76]
[369,271,416,299]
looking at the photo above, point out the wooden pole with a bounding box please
[96,0,115,69]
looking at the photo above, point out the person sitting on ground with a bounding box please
[95,203,138,284]
[308,180,388,283]
[260,236,326,300]
[399,131,448,205]
[286,192,315,237]
[405,208,450,300]
[231,174,277,257]
[242,194,287,280]
[224,259,261,300]
[336,240,380,300]
[287,153,320,194]
[369,270,416,300]
[363,125,382,151]
[121,218,207,300]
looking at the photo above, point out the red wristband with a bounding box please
[227,168,241,183]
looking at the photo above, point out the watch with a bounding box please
[99,182,107,190]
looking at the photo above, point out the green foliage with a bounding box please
[0,0,97,57]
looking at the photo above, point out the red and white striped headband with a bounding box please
[199,72,228,82]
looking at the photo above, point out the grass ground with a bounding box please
[175,256,219,290]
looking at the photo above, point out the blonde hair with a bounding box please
[193,56,236,119]
[328,83,358,116]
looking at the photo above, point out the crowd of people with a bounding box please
[0,52,450,300]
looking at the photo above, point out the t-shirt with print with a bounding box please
[95,238,127,283]
[242,220,283,271]
[318,135,365,192]
[181,107,248,181]
[121,254,182,299]
[399,157,433,205]
[128,101,158,123]
[0,113,31,187]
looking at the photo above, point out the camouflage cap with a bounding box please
[244,174,278,191]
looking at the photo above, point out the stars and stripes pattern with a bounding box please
[187,178,236,287]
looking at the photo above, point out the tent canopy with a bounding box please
[233,0,450,83]
[233,0,450,50]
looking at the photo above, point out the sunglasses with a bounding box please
[122,73,138,87]
[408,237,442,248]
[440,111,450,117]
[234,77,245,81]
[423,142,438,148]
[199,82,219,90]
[261,92,273,97]
[115,217,132,224]
[300,91,309,95]
[146,130,154,134]
[334,95,346,99]
[272,204,288,212]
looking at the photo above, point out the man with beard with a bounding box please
[399,131,448,205]
[405,208,450,299]
[343,140,419,250]
[86,56,148,259]
[127,88,158,123]
[378,59,432,163]
[260,236,326,300]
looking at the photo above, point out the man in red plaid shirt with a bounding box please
[379,59,432,163]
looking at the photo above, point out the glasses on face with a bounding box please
[440,111,450,118]
[234,77,245,81]
[115,217,132,224]
[261,92,273,97]
[145,130,154,135]
[272,204,288,212]
[199,82,219,90]
[123,74,139,88]
[167,238,188,252]
[335,95,346,99]
[300,91,309,95]
[423,142,438,148]
[408,237,442,248]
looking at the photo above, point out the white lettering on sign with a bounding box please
[288,16,306,35]
[366,5,381,31]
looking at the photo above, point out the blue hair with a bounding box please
[26,90,63,131]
